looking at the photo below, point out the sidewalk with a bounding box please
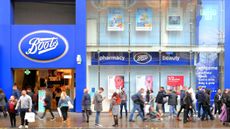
[0,112,228,128]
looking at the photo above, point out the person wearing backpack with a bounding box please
[129,88,146,122]
[8,96,17,128]
[110,92,121,127]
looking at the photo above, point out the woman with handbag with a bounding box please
[58,91,73,123]
[81,88,91,123]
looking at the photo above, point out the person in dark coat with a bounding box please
[82,88,91,123]
[0,89,7,117]
[201,89,214,121]
[177,89,186,121]
[155,87,166,116]
[183,91,193,123]
[214,89,222,115]
[39,90,55,121]
[167,90,178,117]
[196,86,205,118]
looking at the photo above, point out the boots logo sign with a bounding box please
[133,52,152,64]
[18,30,69,63]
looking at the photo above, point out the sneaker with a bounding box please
[63,120,66,123]
[25,125,28,128]
[95,124,103,127]
[38,117,44,120]
[18,125,23,128]
[51,118,56,121]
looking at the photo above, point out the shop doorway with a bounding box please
[13,69,75,110]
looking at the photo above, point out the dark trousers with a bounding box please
[202,105,214,120]
[113,115,118,125]
[162,103,165,113]
[60,107,68,121]
[20,109,29,126]
[197,103,203,117]
[120,103,128,118]
[82,109,90,122]
[214,102,222,115]
[56,97,60,107]
[177,105,185,117]
[183,107,189,123]
[0,106,7,117]
[9,112,16,127]
[41,106,54,118]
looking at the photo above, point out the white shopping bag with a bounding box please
[68,101,74,109]
[25,112,35,123]
[57,107,62,117]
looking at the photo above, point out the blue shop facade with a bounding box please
[0,0,230,112]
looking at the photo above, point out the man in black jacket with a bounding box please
[201,89,214,121]
[155,87,166,116]
[183,91,193,123]
[214,89,222,115]
[196,87,205,118]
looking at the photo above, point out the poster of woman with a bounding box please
[108,75,124,99]
[136,75,153,93]
[107,8,124,31]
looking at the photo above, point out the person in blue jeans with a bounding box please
[93,87,105,127]
[196,87,205,118]
[129,88,146,122]
[119,87,128,119]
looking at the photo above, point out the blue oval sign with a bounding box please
[18,30,69,63]
[134,52,152,64]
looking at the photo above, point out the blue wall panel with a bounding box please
[225,0,230,89]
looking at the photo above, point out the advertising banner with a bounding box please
[196,53,219,102]
[167,76,184,87]
[136,75,153,93]
[130,52,159,65]
[136,8,153,31]
[38,90,46,112]
[108,8,124,31]
[166,8,183,31]
[108,75,124,99]
[99,52,129,65]
[161,52,191,65]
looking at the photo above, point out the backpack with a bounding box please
[8,102,15,113]
[131,93,139,102]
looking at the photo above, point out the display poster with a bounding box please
[136,75,153,93]
[108,75,124,99]
[167,76,184,94]
[38,90,46,112]
[136,8,153,31]
[166,8,183,31]
[196,53,219,102]
[108,8,124,31]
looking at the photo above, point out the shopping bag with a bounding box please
[25,112,35,123]
[57,107,62,117]
[68,101,74,109]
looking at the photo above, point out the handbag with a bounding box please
[68,101,74,109]
[57,107,62,117]
[25,112,35,123]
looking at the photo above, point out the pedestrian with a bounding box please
[196,86,205,118]
[93,87,105,127]
[155,87,166,117]
[167,90,178,118]
[82,88,91,123]
[177,89,186,121]
[39,90,55,121]
[201,89,214,121]
[110,92,121,127]
[129,88,146,122]
[58,91,72,123]
[8,96,17,128]
[119,87,128,119]
[0,89,7,117]
[183,91,193,123]
[12,83,20,100]
[55,87,62,107]
[15,90,32,129]
[214,89,222,116]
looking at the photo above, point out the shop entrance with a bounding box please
[13,69,75,110]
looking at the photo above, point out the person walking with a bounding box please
[167,90,178,118]
[129,88,146,122]
[15,90,32,129]
[40,90,55,121]
[110,92,121,127]
[93,87,105,127]
[214,89,222,116]
[58,91,72,123]
[183,91,193,123]
[201,89,214,121]
[12,84,20,100]
[0,89,7,117]
[119,87,128,119]
[196,87,205,118]
[82,88,91,123]
[155,87,166,117]
[177,89,186,121]
[8,96,17,128]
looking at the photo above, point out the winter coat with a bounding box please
[155,91,166,104]
[82,93,91,110]
[93,92,104,112]
[183,94,193,109]
[167,92,178,106]
[0,93,6,106]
